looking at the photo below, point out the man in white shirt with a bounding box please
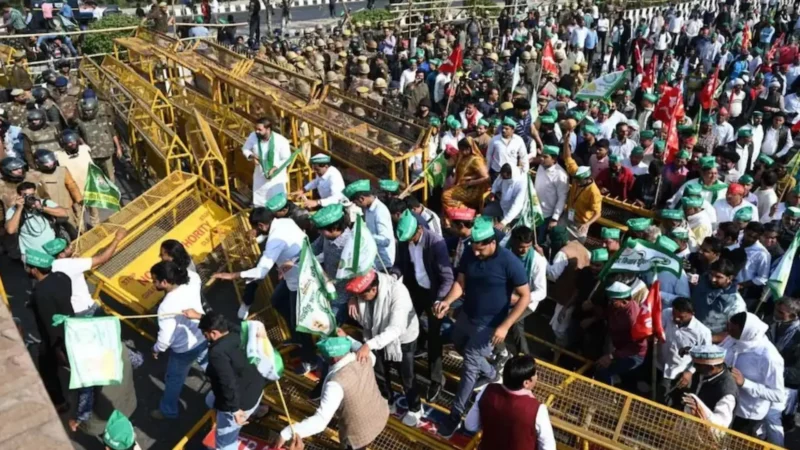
[535,145,569,237]
[714,183,758,224]
[344,269,422,426]
[722,312,786,443]
[714,108,736,145]
[736,222,772,306]
[682,345,738,428]
[434,70,451,104]
[759,112,793,159]
[212,207,317,373]
[486,117,528,180]
[399,58,418,94]
[725,79,747,119]
[293,153,345,209]
[504,226,547,355]
[668,11,684,37]
[150,260,207,420]
[242,118,293,207]
[464,355,556,450]
[43,228,127,316]
[570,19,589,51]
[658,299,712,407]
[490,164,528,228]
[609,122,637,159]
[344,179,395,269]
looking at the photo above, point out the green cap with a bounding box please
[543,145,560,156]
[103,410,136,450]
[699,156,717,170]
[626,217,652,231]
[631,146,644,156]
[482,70,494,77]
[640,130,655,140]
[569,110,586,122]
[583,123,600,135]
[43,238,67,256]
[502,116,518,127]
[379,179,400,193]
[317,337,352,358]
[643,93,658,103]
[685,183,703,196]
[739,174,754,184]
[681,196,703,208]
[738,128,753,138]
[447,116,462,129]
[429,116,441,127]
[477,118,489,127]
[591,248,609,263]
[601,227,621,240]
[344,179,371,198]
[195,16,204,23]
[311,204,344,228]
[574,166,591,179]
[557,88,571,97]
[700,115,713,124]
[752,111,763,117]
[25,249,54,269]
[609,154,622,164]
[654,139,666,151]
[734,207,753,222]
[598,103,610,114]
[310,154,332,165]
[676,150,691,160]
[266,193,288,212]
[396,210,419,242]
[671,227,690,240]
[605,281,632,299]
[678,124,695,135]
[471,216,495,242]
[757,154,775,166]
[786,206,800,218]
[656,235,680,253]
[661,209,685,221]
[539,114,556,124]
[491,118,502,128]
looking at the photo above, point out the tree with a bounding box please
[81,15,142,56]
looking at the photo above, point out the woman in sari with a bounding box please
[442,137,491,210]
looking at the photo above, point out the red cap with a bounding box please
[718,107,729,116]
[728,183,745,196]
[445,144,459,157]
[446,207,476,221]
[345,270,377,294]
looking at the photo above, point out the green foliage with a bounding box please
[80,14,142,56]
[350,9,394,25]
[464,0,501,17]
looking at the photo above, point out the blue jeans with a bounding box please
[267,280,315,364]
[205,391,262,449]
[594,354,645,385]
[449,312,496,417]
[159,341,209,418]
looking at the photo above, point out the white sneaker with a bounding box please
[237,304,251,320]
[402,408,424,427]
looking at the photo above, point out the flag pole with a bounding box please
[275,380,296,434]
[76,203,87,237]
[651,335,657,401]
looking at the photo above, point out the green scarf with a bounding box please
[521,248,535,280]
[701,180,728,204]
[257,134,275,180]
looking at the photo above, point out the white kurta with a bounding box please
[242,131,292,207]
[713,199,758,225]
[304,166,345,207]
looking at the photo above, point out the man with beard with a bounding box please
[563,131,602,242]
[681,345,738,428]
[682,195,713,246]
[596,154,635,200]
[292,154,345,210]
[735,222,771,306]
[504,226,547,355]
[658,298,712,407]
[690,258,747,342]
[404,70,430,114]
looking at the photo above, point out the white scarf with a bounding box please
[357,274,402,362]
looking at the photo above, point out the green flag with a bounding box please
[240,320,284,381]
[768,230,800,299]
[599,238,683,279]
[84,163,121,211]
[518,175,544,228]
[424,152,448,188]
[575,70,629,100]
[54,315,124,389]
[336,215,378,279]
[296,237,337,336]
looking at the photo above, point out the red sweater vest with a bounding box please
[478,384,541,450]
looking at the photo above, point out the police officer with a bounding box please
[56,130,97,225]
[384,80,403,111]
[22,110,60,168]
[349,63,373,94]
[53,77,79,126]
[8,51,32,91]
[55,60,80,97]
[6,88,29,128]
[77,98,122,182]
[31,87,61,127]
[41,69,58,97]
[33,149,82,231]
[0,156,41,223]
[370,78,386,105]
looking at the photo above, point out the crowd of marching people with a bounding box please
[6,0,800,448]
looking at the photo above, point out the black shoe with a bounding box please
[309,381,323,402]
[473,371,502,392]
[426,382,442,403]
[493,349,512,374]
[437,414,460,439]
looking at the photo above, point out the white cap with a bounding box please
[652,120,663,129]
[734,78,744,86]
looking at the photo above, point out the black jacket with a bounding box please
[30,271,73,351]
[206,331,267,412]
[394,227,454,301]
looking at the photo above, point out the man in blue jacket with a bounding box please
[394,210,454,402]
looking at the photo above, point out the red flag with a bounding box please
[641,55,657,91]
[634,41,644,75]
[699,65,720,110]
[664,111,681,163]
[542,40,559,76]
[742,23,751,51]
[438,45,463,74]
[768,33,785,61]
[653,86,684,124]
[631,280,665,342]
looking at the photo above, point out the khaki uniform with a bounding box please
[6,102,28,127]
[21,126,61,167]
[78,117,117,181]
[9,65,32,91]
[37,167,82,228]
[147,8,169,33]
[348,77,373,95]
[367,92,384,105]
[55,93,79,126]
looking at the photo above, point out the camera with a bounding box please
[23,194,41,211]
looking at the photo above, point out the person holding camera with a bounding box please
[4,181,69,258]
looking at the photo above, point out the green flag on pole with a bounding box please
[53,315,124,389]
[768,230,800,299]
[336,215,378,279]
[240,320,284,381]
[296,237,337,337]
[84,163,121,211]
[424,152,448,189]
[518,175,545,228]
